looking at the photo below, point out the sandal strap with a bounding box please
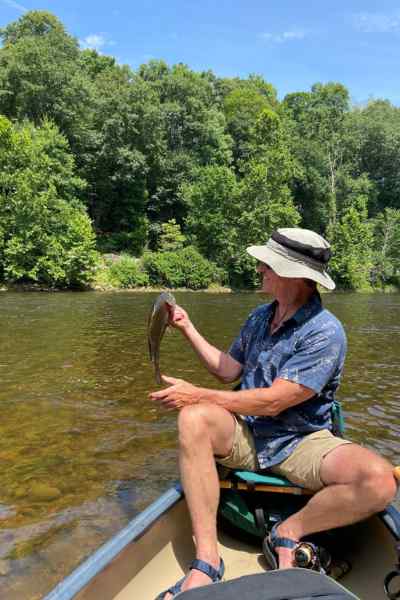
[190,558,225,582]
[155,574,185,599]
[270,523,298,550]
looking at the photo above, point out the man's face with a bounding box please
[256,261,280,295]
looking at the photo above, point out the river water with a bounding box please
[0,291,399,599]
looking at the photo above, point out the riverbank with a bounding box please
[1,282,233,293]
[2,281,399,294]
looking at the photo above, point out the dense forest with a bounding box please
[1,11,400,290]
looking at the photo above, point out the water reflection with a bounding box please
[0,291,399,598]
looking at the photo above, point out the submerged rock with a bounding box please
[0,559,11,576]
[29,483,61,502]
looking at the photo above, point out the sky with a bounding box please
[1,0,400,105]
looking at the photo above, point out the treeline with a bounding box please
[1,11,400,290]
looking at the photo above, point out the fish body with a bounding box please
[147,292,176,384]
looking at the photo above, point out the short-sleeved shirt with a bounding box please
[228,293,347,469]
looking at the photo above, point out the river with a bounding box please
[0,291,399,599]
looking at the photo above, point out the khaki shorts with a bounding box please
[216,416,352,491]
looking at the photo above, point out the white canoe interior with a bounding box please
[72,495,397,600]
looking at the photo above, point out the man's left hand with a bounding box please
[149,375,205,410]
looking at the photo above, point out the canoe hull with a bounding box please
[44,485,400,600]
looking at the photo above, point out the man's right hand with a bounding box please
[169,304,192,333]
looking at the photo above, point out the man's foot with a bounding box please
[263,523,299,570]
[158,558,224,600]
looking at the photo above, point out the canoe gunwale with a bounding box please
[380,505,400,542]
[42,482,183,600]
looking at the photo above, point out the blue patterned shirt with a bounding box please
[228,294,347,469]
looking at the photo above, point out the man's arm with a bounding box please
[150,376,315,415]
[170,305,243,383]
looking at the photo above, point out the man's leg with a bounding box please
[163,403,236,600]
[274,443,397,568]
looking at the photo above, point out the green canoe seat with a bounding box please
[233,470,299,487]
[220,469,313,496]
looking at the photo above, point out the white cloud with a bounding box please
[261,29,306,43]
[81,34,107,50]
[1,0,27,12]
[80,33,116,53]
[354,12,400,34]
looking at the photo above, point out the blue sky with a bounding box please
[1,0,400,105]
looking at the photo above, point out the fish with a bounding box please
[147,292,176,384]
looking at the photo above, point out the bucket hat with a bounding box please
[247,228,335,290]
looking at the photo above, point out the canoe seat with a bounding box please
[233,469,304,488]
[177,568,359,599]
[219,469,313,496]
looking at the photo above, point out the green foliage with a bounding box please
[0,115,98,287]
[222,77,276,165]
[96,227,149,255]
[159,219,187,252]
[105,254,149,288]
[183,165,239,266]
[138,60,233,228]
[1,10,400,291]
[283,83,351,233]
[0,11,88,130]
[184,109,301,287]
[371,208,400,287]
[329,191,373,290]
[143,246,219,289]
[348,100,400,214]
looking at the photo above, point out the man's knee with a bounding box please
[359,462,397,511]
[322,444,397,509]
[177,404,235,455]
[178,404,209,434]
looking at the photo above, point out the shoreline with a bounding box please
[1,283,399,294]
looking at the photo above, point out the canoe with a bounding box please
[44,478,400,600]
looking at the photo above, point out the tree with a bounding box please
[283,83,351,234]
[138,61,233,232]
[0,116,98,287]
[184,110,301,287]
[371,208,400,287]
[329,177,374,290]
[184,165,239,269]
[158,219,187,252]
[0,11,90,135]
[222,76,277,166]
[349,101,400,214]
[79,63,154,252]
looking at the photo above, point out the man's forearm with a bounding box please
[197,380,314,417]
[182,323,237,381]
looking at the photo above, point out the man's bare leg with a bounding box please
[274,444,397,568]
[163,404,236,600]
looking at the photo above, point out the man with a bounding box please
[151,228,397,600]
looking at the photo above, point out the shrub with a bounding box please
[158,219,186,252]
[106,254,149,288]
[96,223,149,255]
[143,246,218,289]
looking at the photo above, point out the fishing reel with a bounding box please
[294,541,332,573]
[384,542,400,599]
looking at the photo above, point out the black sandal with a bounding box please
[155,558,225,599]
[263,523,332,573]
[262,522,298,569]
